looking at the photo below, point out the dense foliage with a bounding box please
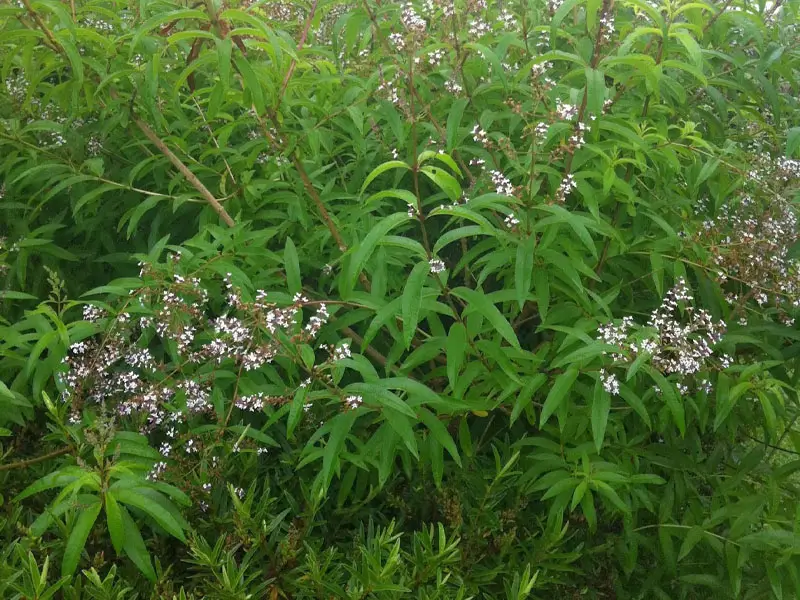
[1,0,800,597]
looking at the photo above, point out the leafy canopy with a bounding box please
[1,0,800,598]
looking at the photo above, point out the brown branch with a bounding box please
[21,0,62,50]
[132,116,236,227]
[703,0,735,33]
[275,0,318,113]
[193,97,237,185]
[0,447,71,472]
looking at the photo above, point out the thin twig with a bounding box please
[275,0,318,114]
[192,97,237,185]
[132,115,236,227]
[703,0,735,33]
[0,447,71,472]
[20,0,62,51]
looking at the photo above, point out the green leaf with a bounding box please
[450,287,520,350]
[714,380,750,430]
[646,367,685,436]
[0,291,37,300]
[346,383,417,418]
[446,98,469,151]
[215,36,232,84]
[540,368,579,427]
[420,166,461,202]
[365,188,418,207]
[105,493,125,555]
[320,410,358,490]
[419,408,461,466]
[511,373,547,424]
[432,225,494,255]
[284,237,301,295]
[15,468,83,502]
[787,127,800,158]
[515,235,535,310]
[61,498,101,577]
[119,503,155,581]
[384,407,418,458]
[113,489,186,542]
[360,161,411,195]
[234,55,265,115]
[672,30,702,69]
[534,270,550,321]
[446,322,467,389]
[402,261,430,349]
[286,386,307,439]
[593,480,630,514]
[678,526,705,561]
[464,42,507,88]
[585,67,606,116]
[346,213,410,289]
[591,379,611,452]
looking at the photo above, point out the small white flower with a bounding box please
[600,369,620,395]
[345,395,363,409]
[429,258,446,273]
[504,213,520,228]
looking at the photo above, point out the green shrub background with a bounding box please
[1,0,800,597]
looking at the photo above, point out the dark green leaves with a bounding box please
[345,213,410,289]
[450,287,520,350]
[591,379,611,451]
[540,368,579,427]
[446,322,467,389]
[62,499,101,577]
[284,237,301,295]
[446,98,469,151]
[112,488,186,542]
[401,261,430,349]
[515,235,535,310]
[105,493,125,555]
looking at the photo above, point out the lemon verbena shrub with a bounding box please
[1,0,800,598]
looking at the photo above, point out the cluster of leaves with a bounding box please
[1,0,800,597]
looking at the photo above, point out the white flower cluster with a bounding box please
[599,369,620,395]
[490,170,515,196]
[534,122,549,141]
[472,124,489,147]
[700,194,800,312]
[235,392,279,412]
[599,12,615,43]
[427,48,446,66]
[429,257,446,273]
[499,9,515,29]
[597,279,728,386]
[470,157,486,169]
[5,72,28,104]
[377,77,401,105]
[57,268,346,486]
[646,279,726,377]
[531,62,552,78]
[444,78,463,94]
[556,100,578,120]
[504,213,520,228]
[389,32,406,51]
[569,122,589,149]
[554,174,577,202]
[83,15,114,33]
[401,2,427,33]
[345,395,363,409]
[332,342,352,361]
[468,18,491,37]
